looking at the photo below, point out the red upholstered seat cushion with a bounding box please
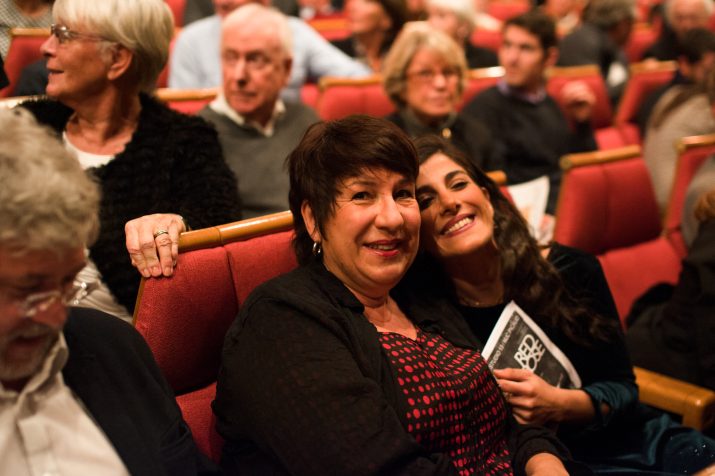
[135,246,237,394]
[177,383,223,463]
[598,238,681,322]
[555,157,661,254]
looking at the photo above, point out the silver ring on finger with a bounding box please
[153,229,169,239]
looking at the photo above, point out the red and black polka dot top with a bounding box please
[379,329,513,476]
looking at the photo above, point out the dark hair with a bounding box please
[582,0,635,30]
[287,115,419,265]
[413,135,617,345]
[678,28,715,64]
[378,0,409,46]
[503,9,557,52]
[651,45,715,128]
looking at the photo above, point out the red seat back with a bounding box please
[459,66,504,109]
[486,0,530,21]
[1,28,48,98]
[625,23,659,62]
[164,0,187,27]
[470,28,502,52]
[554,145,682,322]
[664,133,715,256]
[134,212,298,461]
[598,238,681,322]
[615,60,676,125]
[316,75,394,120]
[546,65,614,129]
[554,145,661,254]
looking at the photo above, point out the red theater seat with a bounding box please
[615,60,677,136]
[1,27,48,98]
[554,145,681,321]
[316,75,394,120]
[133,212,298,461]
[665,133,715,256]
[164,0,187,27]
[546,64,614,130]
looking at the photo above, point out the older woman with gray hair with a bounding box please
[382,22,495,171]
[20,0,241,322]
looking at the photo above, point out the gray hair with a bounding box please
[382,21,468,108]
[0,108,100,253]
[582,0,636,29]
[223,3,293,58]
[53,0,174,93]
[665,0,714,24]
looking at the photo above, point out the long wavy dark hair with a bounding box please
[413,135,618,345]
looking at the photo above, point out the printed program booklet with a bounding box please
[482,301,581,389]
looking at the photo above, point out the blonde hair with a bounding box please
[0,108,100,253]
[382,21,467,107]
[53,0,174,93]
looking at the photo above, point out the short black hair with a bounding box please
[287,115,419,265]
[679,27,715,64]
[503,9,557,52]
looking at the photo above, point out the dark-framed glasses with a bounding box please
[14,281,99,318]
[50,24,107,45]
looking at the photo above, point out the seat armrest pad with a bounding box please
[635,366,715,430]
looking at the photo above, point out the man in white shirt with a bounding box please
[0,108,214,476]
[169,0,372,102]
[198,3,319,218]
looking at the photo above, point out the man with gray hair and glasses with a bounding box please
[0,108,215,475]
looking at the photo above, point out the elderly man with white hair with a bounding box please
[642,0,715,61]
[426,0,498,68]
[170,0,372,102]
[198,3,319,218]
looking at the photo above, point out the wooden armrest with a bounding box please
[635,366,715,430]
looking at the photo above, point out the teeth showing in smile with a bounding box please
[445,217,473,234]
[367,243,398,251]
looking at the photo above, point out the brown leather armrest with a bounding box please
[635,366,715,430]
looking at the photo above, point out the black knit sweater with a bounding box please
[22,94,242,313]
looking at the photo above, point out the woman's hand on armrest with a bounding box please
[125,213,186,278]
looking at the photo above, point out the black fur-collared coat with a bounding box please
[22,94,242,313]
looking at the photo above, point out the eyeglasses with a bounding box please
[50,24,107,45]
[12,281,99,318]
[406,68,460,84]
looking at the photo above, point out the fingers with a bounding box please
[493,367,533,381]
[125,213,186,278]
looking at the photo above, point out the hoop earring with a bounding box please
[312,241,322,256]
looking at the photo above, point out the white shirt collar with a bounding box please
[209,92,286,137]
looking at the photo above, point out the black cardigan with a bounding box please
[214,260,577,476]
[63,307,217,475]
[21,95,242,312]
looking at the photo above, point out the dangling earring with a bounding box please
[312,241,322,256]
